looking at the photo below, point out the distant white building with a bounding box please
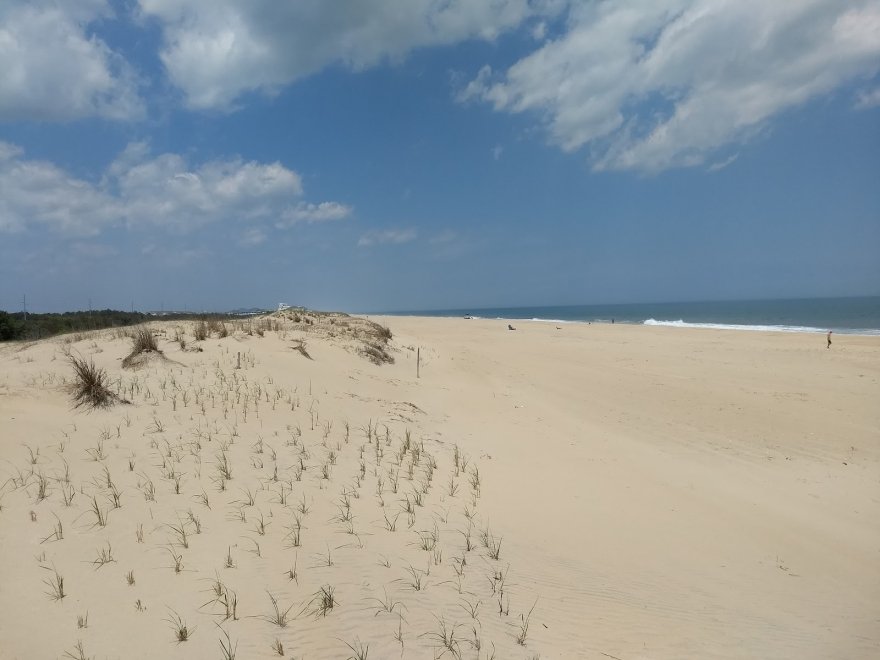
[277,303,291,312]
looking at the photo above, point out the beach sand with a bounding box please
[0,314,877,659]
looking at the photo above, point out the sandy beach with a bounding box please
[1,314,878,659]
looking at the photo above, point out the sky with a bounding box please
[1,0,879,314]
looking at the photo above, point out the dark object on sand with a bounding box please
[508,324,516,331]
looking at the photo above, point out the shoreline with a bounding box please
[367,294,880,336]
[371,312,880,336]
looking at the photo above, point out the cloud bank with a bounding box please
[1,0,877,175]
[0,141,349,236]
[0,1,143,121]
[459,0,880,171]
[137,0,565,110]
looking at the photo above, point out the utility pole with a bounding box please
[22,294,27,322]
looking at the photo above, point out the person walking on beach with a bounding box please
[827,330,832,349]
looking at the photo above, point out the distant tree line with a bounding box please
[0,309,242,342]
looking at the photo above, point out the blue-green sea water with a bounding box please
[381,296,880,335]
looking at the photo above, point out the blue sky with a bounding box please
[1,0,879,313]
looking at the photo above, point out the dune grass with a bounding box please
[69,356,119,409]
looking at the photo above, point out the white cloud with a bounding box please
[492,145,504,160]
[531,21,547,41]
[278,202,353,227]
[0,1,143,121]
[358,228,418,247]
[0,141,123,234]
[0,141,350,235]
[114,151,304,230]
[137,0,567,110]
[461,0,880,172]
[855,86,880,108]
[707,154,738,172]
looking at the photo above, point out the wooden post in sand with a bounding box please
[417,347,420,379]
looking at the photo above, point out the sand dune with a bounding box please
[1,314,878,659]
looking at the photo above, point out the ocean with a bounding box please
[382,296,880,335]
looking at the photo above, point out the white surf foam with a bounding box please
[642,319,880,335]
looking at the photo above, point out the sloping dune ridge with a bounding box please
[0,312,878,659]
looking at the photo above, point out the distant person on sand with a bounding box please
[827,330,832,349]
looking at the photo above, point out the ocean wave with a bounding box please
[642,319,880,335]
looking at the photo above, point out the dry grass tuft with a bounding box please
[42,565,66,601]
[69,356,122,409]
[122,327,166,369]
[131,327,158,352]
[290,340,313,360]
[194,320,208,341]
[165,609,193,642]
[263,590,296,627]
[343,638,370,659]
[361,342,394,365]
[63,640,91,660]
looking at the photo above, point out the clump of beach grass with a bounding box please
[63,640,91,660]
[219,628,238,660]
[343,638,370,659]
[69,356,120,409]
[290,340,313,359]
[122,328,163,369]
[42,565,66,601]
[165,609,193,642]
[422,616,462,658]
[310,585,337,617]
[263,591,295,627]
[193,320,208,341]
[516,599,538,645]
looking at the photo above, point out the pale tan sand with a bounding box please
[0,315,878,659]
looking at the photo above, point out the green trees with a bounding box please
[0,311,23,340]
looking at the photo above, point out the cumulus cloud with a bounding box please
[460,0,880,172]
[0,141,123,234]
[358,228,418,247]
[0,141,350,235]
[0,0,143,121]
[137,0,567,109]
